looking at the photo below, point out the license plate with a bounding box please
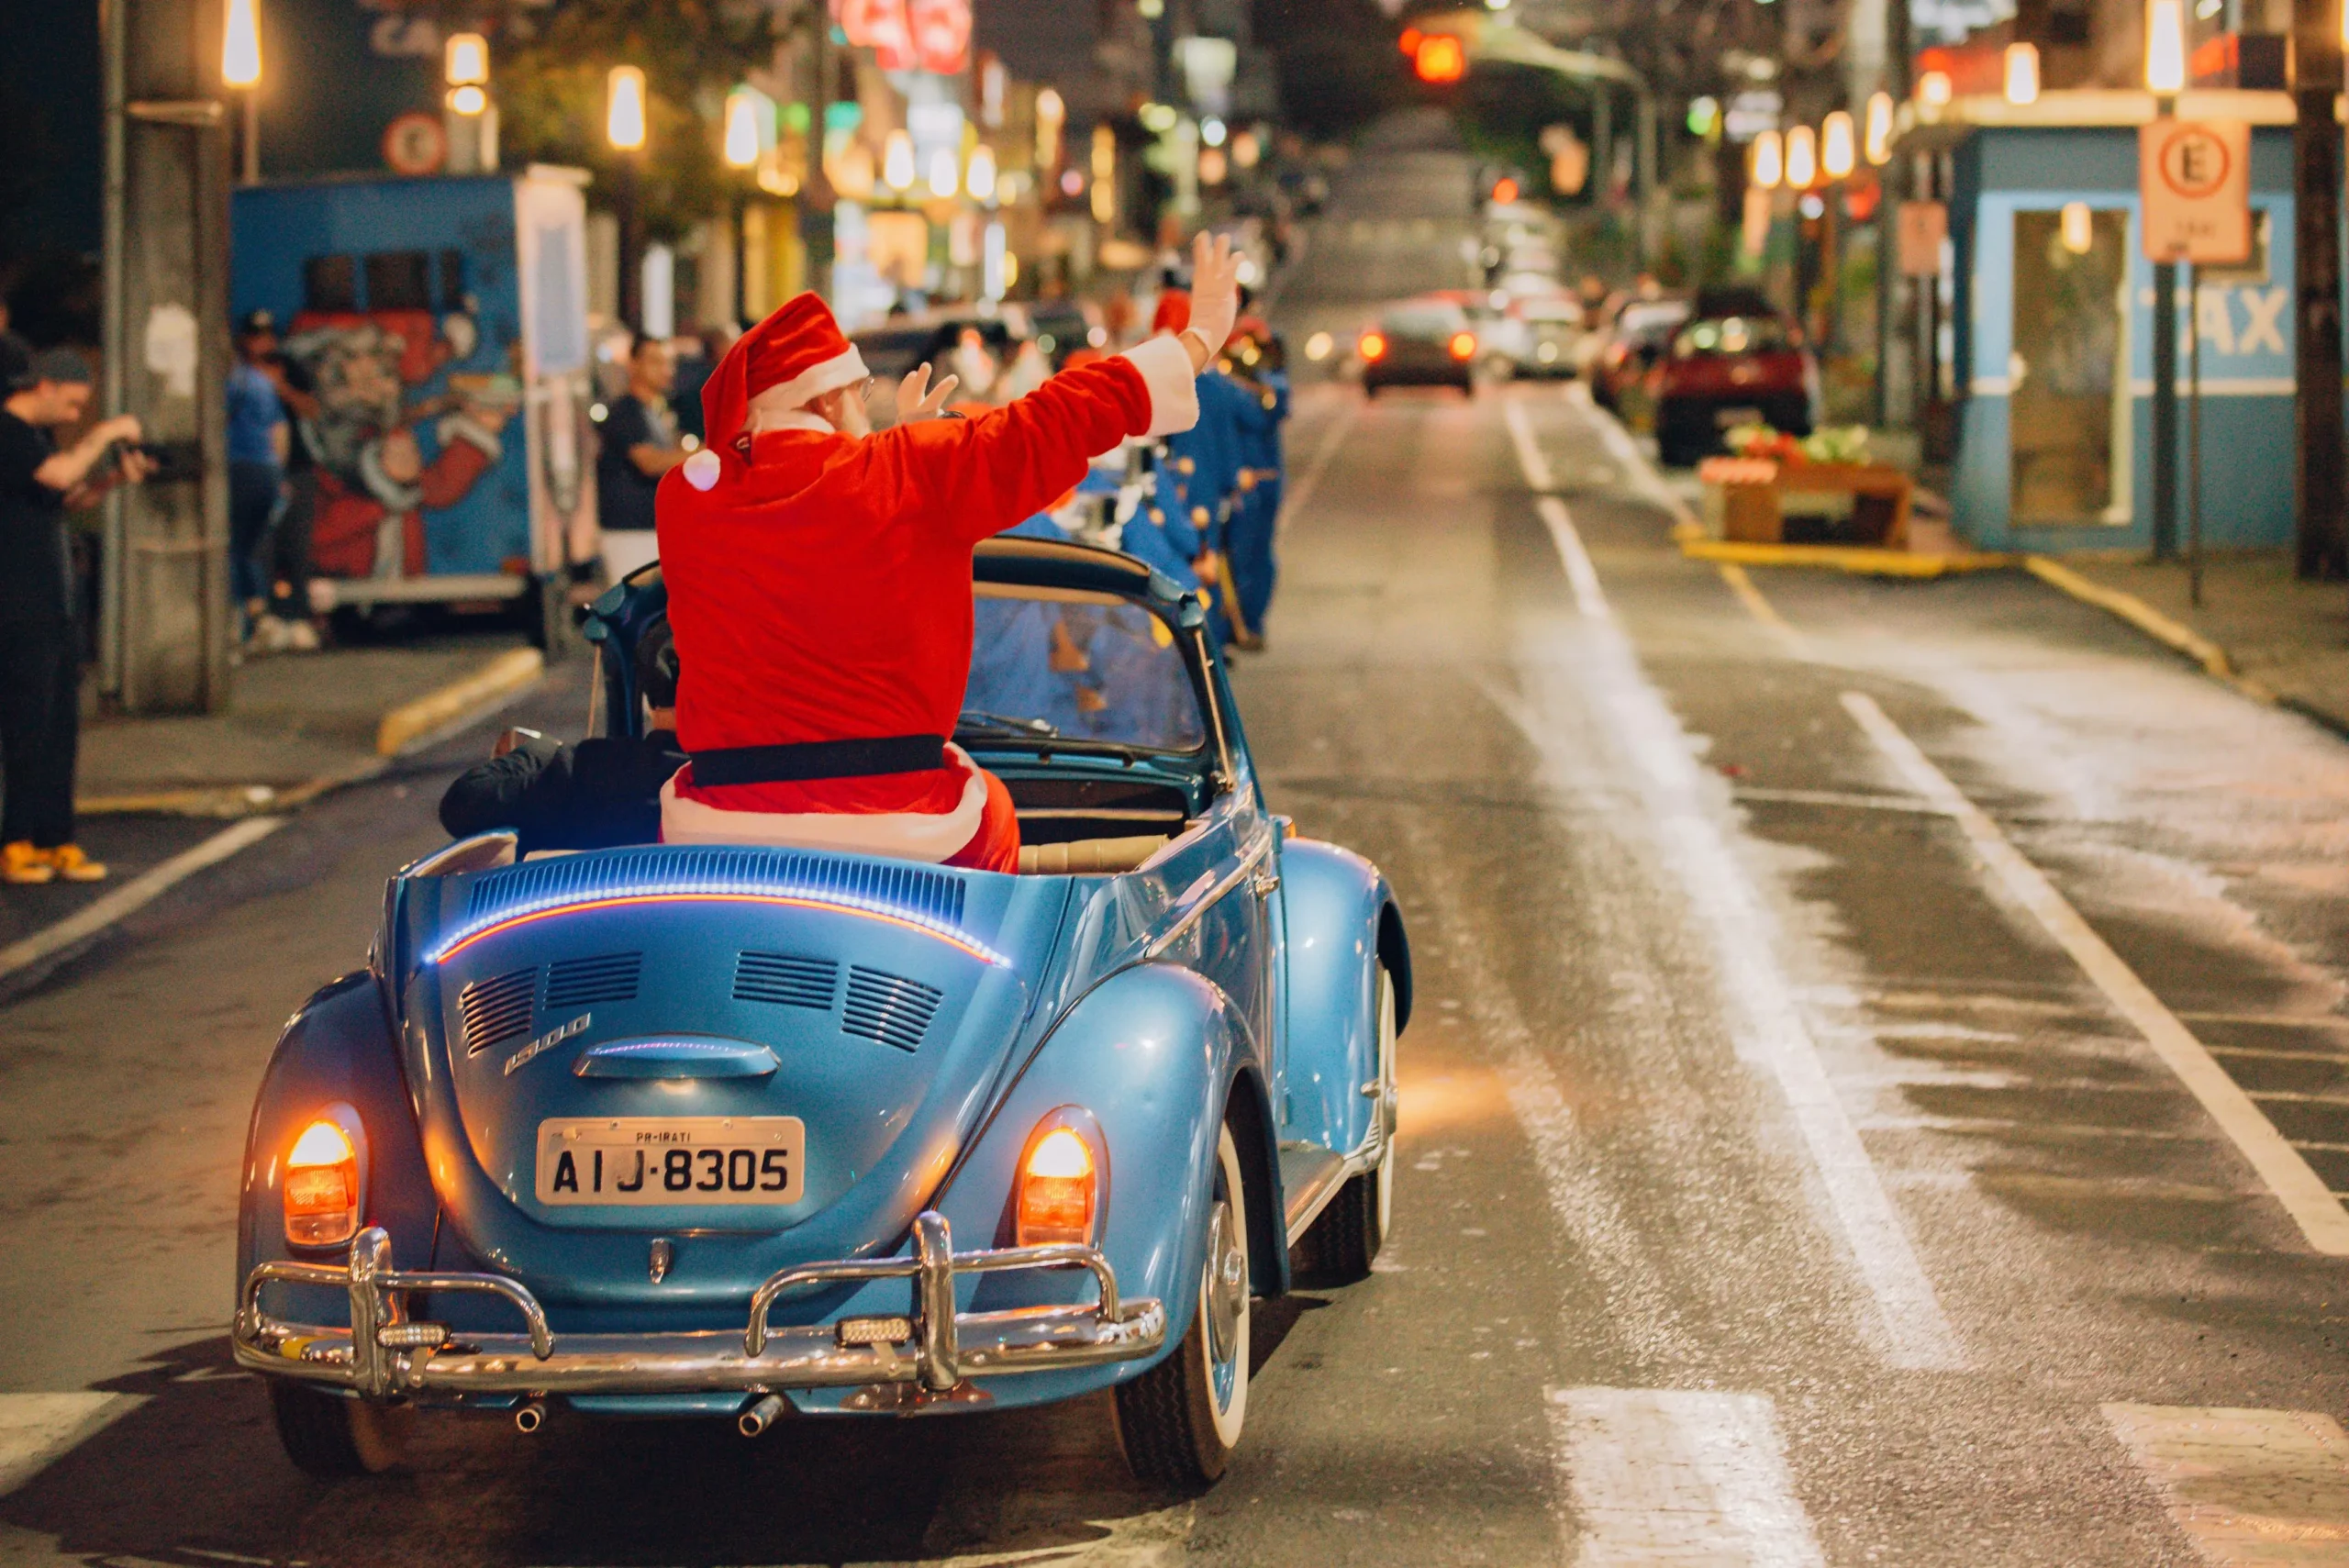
[1716,406,1764,428]
[536,1118,806,1206]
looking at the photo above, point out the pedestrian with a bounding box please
[227,315,288,639]
[0,339,150,884]
[1223,320,1290,642]
[239,309,320,652]
[595,331,688,582]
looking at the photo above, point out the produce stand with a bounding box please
[1698,455,1914,550]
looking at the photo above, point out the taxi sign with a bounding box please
[2139,118,2251,263]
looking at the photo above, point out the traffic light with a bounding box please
[1414,34,1466,83]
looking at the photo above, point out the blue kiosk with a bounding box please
[1898,90,2296,553]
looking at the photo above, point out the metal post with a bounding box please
[239,88,257,183]
[2188,261,2204,606]
[617,154,641,328]
[2292,0,2346,578]
[2152,257,2178,559]
[1634,89,1656,269]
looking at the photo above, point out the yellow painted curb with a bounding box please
[374,646,546,756]
[2021,556,2275,703]
[1679,538,2016,578]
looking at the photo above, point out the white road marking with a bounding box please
[0,1393,136,1496]
[1716,564,1815,661]
[1278,395,1359,536]
[2103,1403,2349,1563]
[1552,1387,1827,1567]
[1841,691,2349,1256]
[1503,393,1555,492]
[0,816,285,982]
[1504,442,1965,1370]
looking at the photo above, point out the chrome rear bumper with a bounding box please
[232,1213,1163,1402]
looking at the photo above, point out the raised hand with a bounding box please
[896,362,962,422]
[1184,230,1241,367]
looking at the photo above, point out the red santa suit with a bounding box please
[655,294,1201,871]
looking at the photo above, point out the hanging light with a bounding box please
[1821,110,1856,179]
[967,143,998,203]
[1865,90,1895,163]
[444,32,489,88]
[2060,201,2094,254]
[1785,123,1818,188]
[1091,123,1117,223]
[723,89,760,169]
[928,146,959,198]
[222,0,262,88]
[1751,128,1784,189]
[448,84,488,117]
[2146,0,2188,92]
[2004,41,2041,105]
[606,65,647,150]
[1917,69,1954,107]
[884,128,916,192]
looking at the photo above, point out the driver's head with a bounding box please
[740,292,873,439]
[636,618,680,730]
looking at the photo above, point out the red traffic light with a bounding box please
[1491,176,1520,203]
[1414,34,1465,83]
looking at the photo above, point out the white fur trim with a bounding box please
[764,344,869,413]
[1121,335,1200,439]
[756,408,836,436]
[682,449,721,490]
[658,744,988,863]
[436,411,504,462]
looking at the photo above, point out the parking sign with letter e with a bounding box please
[2139,118,2251,263]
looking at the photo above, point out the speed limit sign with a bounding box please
[2139,118,2250,263]
[383,111,448,176]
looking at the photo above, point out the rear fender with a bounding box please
[236,970,436,1323]
[1278,839,1409,1158]
[930,962,1279,1373]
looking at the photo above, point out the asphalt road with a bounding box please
[6,116,2349,1564]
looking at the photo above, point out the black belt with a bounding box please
[688,735,947,787]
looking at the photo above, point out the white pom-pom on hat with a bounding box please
[683,449,722,491]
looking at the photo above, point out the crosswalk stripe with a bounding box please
[1552,1388,1826,1566]
[2103,1404,2349,1563]
[0,1393,136,1497]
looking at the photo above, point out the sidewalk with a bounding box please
[76,637,545,815]
[2034,550,2349,736]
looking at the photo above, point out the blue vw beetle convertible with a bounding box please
[233,536,1408,1488]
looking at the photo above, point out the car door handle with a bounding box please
[1251,869,1281,897]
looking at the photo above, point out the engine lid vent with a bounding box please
[841,967,944,1052]
[734,951,841,1011]
[544,952,643,1010]
[461,967,538,1056]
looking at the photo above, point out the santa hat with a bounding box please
[1151,291,1192,335]
[686,292,870,490]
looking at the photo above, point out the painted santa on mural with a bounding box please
[654,231,1241,872]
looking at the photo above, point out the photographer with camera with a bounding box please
[0,337,151,884]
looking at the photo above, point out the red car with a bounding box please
[1651,290,1820,468]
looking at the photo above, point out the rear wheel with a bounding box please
[1115,1119,1252,1489]
[268,1381,413,1477]
[1295,968,1397,1283]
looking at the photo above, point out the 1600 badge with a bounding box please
[535,1117,806,1206]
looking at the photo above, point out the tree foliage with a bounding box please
[1253,0,1406,139]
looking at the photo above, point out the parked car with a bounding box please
[232,538,1409,1492]
[1652,290,1818,467]
[1586,295,1690,414]
[1359,299,1478,396]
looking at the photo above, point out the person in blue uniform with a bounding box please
[1222,320,1289,645]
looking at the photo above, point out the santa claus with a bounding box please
[655,231,1241,872]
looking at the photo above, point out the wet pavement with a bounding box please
[4,114,2349,1564]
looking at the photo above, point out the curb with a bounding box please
[1680,538,2015,579]
[375,646,546,756]
[2021,556,2277,705]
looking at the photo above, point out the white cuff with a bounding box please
[437,412,504,462]
[1120,336,1200,439]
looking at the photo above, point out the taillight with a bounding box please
[1017,1123,1098,1246]
[284,1118,361,1247]
[1359,332,1386,361]
[1449,331,1476,361]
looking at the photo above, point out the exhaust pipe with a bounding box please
[738,1394,785,1438]
[514,1399,547,1433]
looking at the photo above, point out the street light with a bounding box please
[723,88,761,169]
[1090,124,1117,224]
[967,144,998,204]
[1751,128,1784,188]
[1917,69,1954,107]
[2004,42,2041,106]
[1864,90,1894,164]
[2146,0,2188,93]
[445,32,489,88]
[223,0,262,183]
[1035,86,1064,169]
[1785,123,1817,188]
[1820,110,1856,179]
[928,146,959,198]
[606,65,647,150]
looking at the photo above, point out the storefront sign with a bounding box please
[2139,118,2251,263]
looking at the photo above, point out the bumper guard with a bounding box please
[232,1213,1164,1402]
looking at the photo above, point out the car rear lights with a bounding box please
[1358,331,1386,361]
[1017,1124,1098,1246]
[1448,331,1477,361]
[284,1118,361,1247]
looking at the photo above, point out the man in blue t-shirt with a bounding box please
[228,313,288,633]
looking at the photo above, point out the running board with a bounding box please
[1279,1142,1348,1246]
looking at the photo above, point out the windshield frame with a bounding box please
[960,581,1217,762]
